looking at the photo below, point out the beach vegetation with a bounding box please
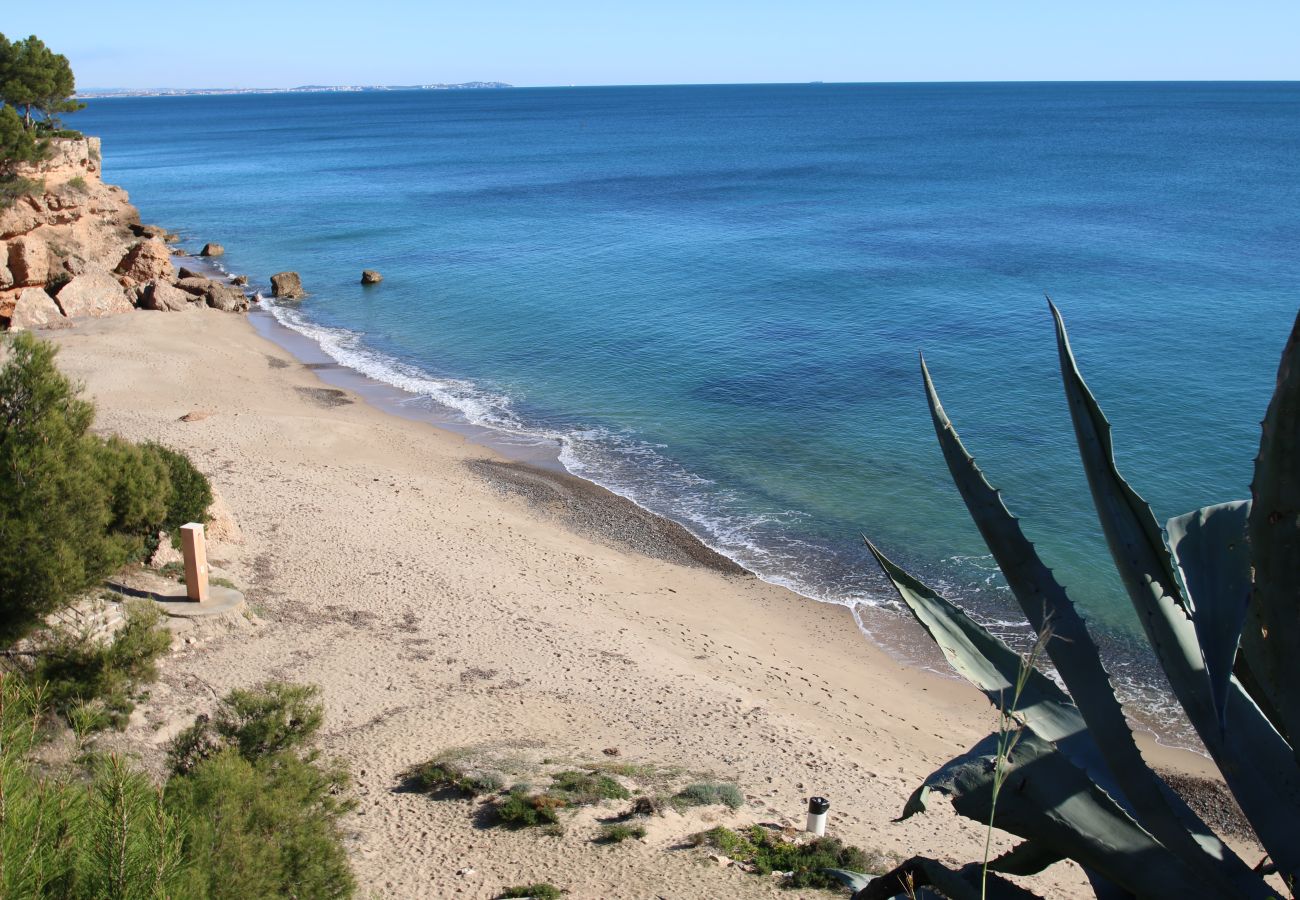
[0,335,212,646]
[497,884,563,900]
[672,780,744,810]
[549,769,630,804]
[168,680,324,774]
[848,304,1300,899]
[494,786,567,828]
[691,825,891,890]
[0,675,354,899]
[596,822,647,844]
[147,440,213,531]
[20,599,170,732]
[408,754,505,796]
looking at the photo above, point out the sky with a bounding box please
[6,1,1299,90]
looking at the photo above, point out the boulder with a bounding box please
[206,282,249,313]
[140,280,193,312]
[131,224,168,240]
[164,232,180,243]
[205,492,243,544]
[361,269,383,284]
[174,276,218,296]
[115,239,176,285]
[56,271,134,318]
[177,266,203,280]
[170,247,188,256]
[8,287,66,330]
[147,532,183,569]
[270,271,303,299]
[230,274,248,286]
[7,237,50,286]
[200,243,224,257]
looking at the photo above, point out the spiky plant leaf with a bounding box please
[856,855,1047,900]
[1246,308,1300,762]
[901,730,1202,899]
[1052,301,1300,887]
[921,356,1255,890]
[865,538,1115,796]
[1166,500,1251,729]
[823,868,875,892]
[987,840,1064,876]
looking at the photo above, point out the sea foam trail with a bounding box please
[266,300,895,617]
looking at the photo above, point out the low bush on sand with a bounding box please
[691,825,894,890]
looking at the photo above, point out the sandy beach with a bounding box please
[46,307,1236,899]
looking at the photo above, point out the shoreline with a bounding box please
[42,307,1241,897]
[240,285,1199,754]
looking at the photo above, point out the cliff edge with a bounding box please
[1,137,248,330]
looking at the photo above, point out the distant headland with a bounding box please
[76,82,512,99]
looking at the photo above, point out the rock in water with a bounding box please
[230,274,248,285]
[115,239,176,286]
[177,266,204,280]
[361,269,383,284]
[8,288,67,330]
[55,271,134,318]
[271,271,304,299]
[200,242,224,257]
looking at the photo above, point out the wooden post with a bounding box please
[180,523,209,603]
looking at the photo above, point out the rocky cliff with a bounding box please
[1,138,248,331]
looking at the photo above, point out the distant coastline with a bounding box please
[76,82,512,99]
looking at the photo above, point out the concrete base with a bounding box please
[106,578,246,618]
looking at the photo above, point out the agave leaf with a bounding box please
[921,354,1255,891]
[1052,301,1300,887]
[855,856,1043,900]
[1166,501,1251,729]
[903,730,1202,899]
[1246,308,1300,761]
[823,869,875,892]
[865,539,1119,799]
[988,840,1063,876]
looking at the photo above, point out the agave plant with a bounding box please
[832,302,1299,900]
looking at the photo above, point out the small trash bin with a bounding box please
[806,796,830,836]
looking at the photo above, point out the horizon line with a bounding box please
[79,77,1300,96]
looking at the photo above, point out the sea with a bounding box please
[75,82,1300,741]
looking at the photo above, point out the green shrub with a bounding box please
[97,435,171,547]
[495,787,566,828]
[673,780,745,810]
[24,600,171,732]
[498,884,562,900]
[409,757,504,796]
[1,674,356,899]
[0,677,185,897]
[692,825,893,889]
[169,681,323,773]
[0,334,123,645]
[64,174,86,192]
[549,770,630,804]
[596,822,646,844]
[164,748,354,899]
[146,441,212,530]
[0,337,209,645]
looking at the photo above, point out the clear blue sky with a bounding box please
[8,0,1298,90]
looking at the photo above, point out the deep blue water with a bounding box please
[76,83,1299,724]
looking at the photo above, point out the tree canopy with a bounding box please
[0,33,82,133]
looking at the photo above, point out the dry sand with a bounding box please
[46,309,1239,899]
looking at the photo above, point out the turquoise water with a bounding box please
[76,84,1299,719]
